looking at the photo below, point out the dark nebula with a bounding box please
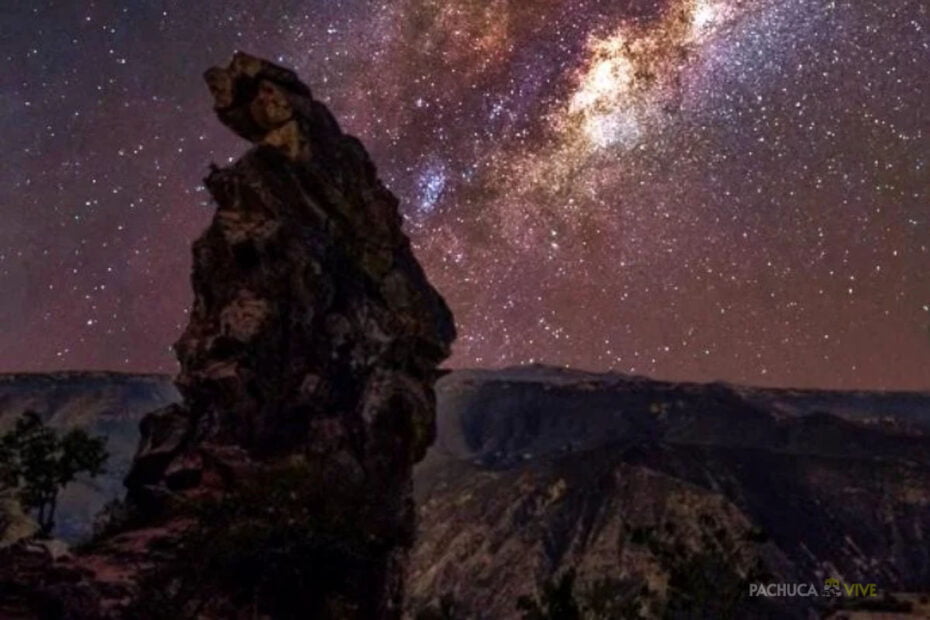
[1,0,928,389]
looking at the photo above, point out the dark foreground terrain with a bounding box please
[3,366,929,617]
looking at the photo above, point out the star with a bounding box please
[0,0,928,390]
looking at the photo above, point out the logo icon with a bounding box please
[823,578,843,597]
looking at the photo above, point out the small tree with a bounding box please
[0,411,107,537]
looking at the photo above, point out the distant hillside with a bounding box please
[2,367,929,616]
[411,367,930,618]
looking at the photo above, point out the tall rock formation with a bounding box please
[130,52,454,617]
[0,52,454,619]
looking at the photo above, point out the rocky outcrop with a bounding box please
[0,52,454,619]
[129,50,453,487]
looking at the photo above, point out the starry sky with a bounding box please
[1,0,928,390]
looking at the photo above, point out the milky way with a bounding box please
[1,0,928,389]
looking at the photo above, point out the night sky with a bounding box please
[1,0,928,389]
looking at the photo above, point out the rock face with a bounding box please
[0,52,454,619]
[126,52,454,617]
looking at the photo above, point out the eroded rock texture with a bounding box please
[128,51,453,506]
[0,52,454,619]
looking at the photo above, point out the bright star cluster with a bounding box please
[1,0,928,389]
